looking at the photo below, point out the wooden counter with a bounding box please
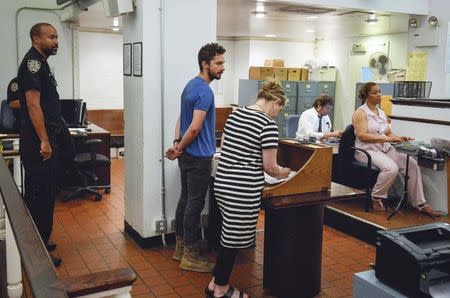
[262,183,365,297]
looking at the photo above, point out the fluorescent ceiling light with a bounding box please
[113,17,119,27]
[307,16,319,19]
[256,2,265,12]
[305,29,315,33]
[252,11,268,18]
[112,27,120,31]
[265,34,276,37]
[365,14,378,24]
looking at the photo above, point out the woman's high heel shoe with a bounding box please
[372,197,386,212]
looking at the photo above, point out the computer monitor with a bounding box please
[60,99,85,128]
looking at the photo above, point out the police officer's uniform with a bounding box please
[7,77,21,133]
[17,47,62,245]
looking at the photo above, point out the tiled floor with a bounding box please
[51,159,375,297]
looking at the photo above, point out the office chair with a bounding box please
[0,100,16,133]
[285,115,300,138]
[63,139,111,202]
[333,124,380,211]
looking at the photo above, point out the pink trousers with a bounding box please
[355,146,426,207]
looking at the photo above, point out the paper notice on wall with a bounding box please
[406,51,428,81]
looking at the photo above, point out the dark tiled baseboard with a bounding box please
[124,221,176,248]
[324,206,382,246]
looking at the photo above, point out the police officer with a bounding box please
[6,77,21,133]
[17,22,62,267]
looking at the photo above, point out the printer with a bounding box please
[375,222,450,297]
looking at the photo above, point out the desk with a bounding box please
[262,183,365,298]
[72,123,111,187]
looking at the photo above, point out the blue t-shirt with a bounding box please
[180,76,216,157]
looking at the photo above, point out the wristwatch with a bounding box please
[173,138,181,145]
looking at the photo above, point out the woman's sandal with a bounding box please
[371,197,386,212]
[416,203,445,218]
[205,286,250,298]
[205,287,214,298]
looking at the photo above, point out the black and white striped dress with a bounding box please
[214,107,279,248]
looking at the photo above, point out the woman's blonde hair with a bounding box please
[257,79,287,106]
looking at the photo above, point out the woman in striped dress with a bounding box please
[206,81,291,298]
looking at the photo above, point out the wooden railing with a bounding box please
[0,153,137,297]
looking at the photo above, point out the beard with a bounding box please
[208,69,223,81]
[44,46,58,56]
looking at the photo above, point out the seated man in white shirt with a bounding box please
[296,94,342,141]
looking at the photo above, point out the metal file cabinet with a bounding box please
[275,81,298,137]
[238,79,259,107]
[317,81,335,96]
[238,80,336,137]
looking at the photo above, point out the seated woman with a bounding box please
[353,82,441,217]
[206,80,290,298]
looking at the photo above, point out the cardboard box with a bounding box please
[288,68,301,81]
[264,59,285,67]
[260,67,275,80]
[249,67,261,80]
[274,67,288,81]
[301,67,309,81]
[249,67,275,80]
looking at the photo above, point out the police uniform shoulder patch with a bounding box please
[27,59,41,73]
[10,82,18,93]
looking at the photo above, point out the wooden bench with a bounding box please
[215,106,233,146]
[87,109,124,137]
[86,107,233,150]
[87,109,124,156]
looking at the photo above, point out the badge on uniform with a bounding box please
[10,82,18,92]
[27,59,41,73]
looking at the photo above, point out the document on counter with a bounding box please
[69,128,87,135]
[264,171,296,185]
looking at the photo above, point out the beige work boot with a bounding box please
[172,236,184,261]
[179,244,215,273]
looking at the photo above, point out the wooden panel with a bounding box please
[391,99,450,108]
[216,107,233,133]
[54,268,137,297]
[389,115,450,126]
[262,140,332,198]
[87,109,124,137]
[381,95,392,115]
[263,183,365,209]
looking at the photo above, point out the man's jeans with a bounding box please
[175,152,212,246]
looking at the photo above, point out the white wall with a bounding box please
[219,38,314,105]
[224,34,407,131]
[317,33,408,130]
[0,1,74,99]
[249,40,314,67]
[232,40,251,103]
[123,0,217,238]
[408,0,450,98]
[78,31,123,109]
[211,39,234,107]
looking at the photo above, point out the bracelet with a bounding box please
[173,138,181,145]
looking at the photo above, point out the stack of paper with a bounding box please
[264,171,296,185]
